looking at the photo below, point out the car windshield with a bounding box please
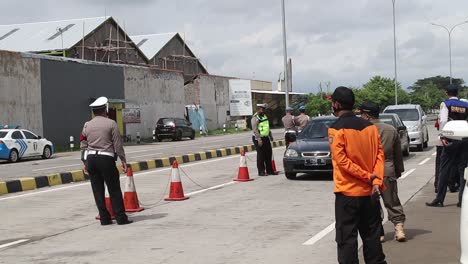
[379,117,395,127]
[0,132,7,138]
[298,119,336,139]
[159,119,174,126]
[385,109,419,121]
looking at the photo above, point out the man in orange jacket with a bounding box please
[328,87,386,264]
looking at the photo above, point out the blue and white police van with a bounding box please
[0,127,54,162]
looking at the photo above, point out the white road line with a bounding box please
[303,222,336,246]
[32,164,82,172]
[186,181,237,196]
[418,158,431,166]
[0,150,267,201]
[432,151,437,156]
[400,168,416,179]
[0,239,29,249]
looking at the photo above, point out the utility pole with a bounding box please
[281,0,289,108]
[391,0,398,105]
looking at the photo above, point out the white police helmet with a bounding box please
[89,97,108,109]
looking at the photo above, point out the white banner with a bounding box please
[229,79,252,116]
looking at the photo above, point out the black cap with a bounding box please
[359,101,380,117]
[331,86,355,110]
[446,84,458,94]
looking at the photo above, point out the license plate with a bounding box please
[305,158,325,166]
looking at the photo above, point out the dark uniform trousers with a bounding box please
[434,146,443,191]
[436,140,468,204]
[381,176,405,224]
[252,136,274,174]
[87,155,128,223]
[335,193,387,264]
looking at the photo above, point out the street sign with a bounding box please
[229,79,252,116]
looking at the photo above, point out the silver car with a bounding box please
[383,104,429,151]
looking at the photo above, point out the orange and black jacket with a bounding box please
[328,112,385,197]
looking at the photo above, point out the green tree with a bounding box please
[305,93,331,116]
[354,76,409,109]
[410,76,464,93]
[409,81,445,112]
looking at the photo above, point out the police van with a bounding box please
[0,128,54,162]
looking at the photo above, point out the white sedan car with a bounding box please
[0,128,54,162]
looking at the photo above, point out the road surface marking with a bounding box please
[32,164,82,172]
[303,222,336,246]
[186,181,237,196]
[432,152,437,156]
[0,239,29,249]
[0,150,267,201]
[400,168,416,179]
[418,158,431,166]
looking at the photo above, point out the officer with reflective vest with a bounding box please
[427,85,468,207]
[282,106,297,146]
[80,97,132,225]
[251,103,278,176]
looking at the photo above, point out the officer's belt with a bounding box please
[285,130,297,134]
[85,150,115,158]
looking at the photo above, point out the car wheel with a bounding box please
[175,131,182,141]
[9,149,19,163]
[42,146,52,159]
[417,143,423,151]
[423,133,429,148]
[285,172,297,180]
[403,142,410,157]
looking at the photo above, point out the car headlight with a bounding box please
[285,149,299,157]
[407,126,419,132]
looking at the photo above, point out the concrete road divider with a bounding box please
[0,140,285,196]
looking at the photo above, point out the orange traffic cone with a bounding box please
[96,186,115,220]
[165,161,189,201]
[124,167,144,212]
[234,150,254,182]
[271,152,279,173]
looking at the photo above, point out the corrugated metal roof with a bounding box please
[0,17,108,53]
[130,32,177,60]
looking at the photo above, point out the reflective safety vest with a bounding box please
[255,114,270,137]
[445,99,468,121]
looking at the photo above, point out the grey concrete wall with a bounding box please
[198,75,232,130]
[124,68,186,138]
[41,59,125,146]
[0,51,43,135]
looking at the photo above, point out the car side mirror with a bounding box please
[37,136,42,139]
[398,126,406,131]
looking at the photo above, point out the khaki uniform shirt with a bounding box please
[372,119,404,178]
[80,116,126,162]
[282,114,296,131]
[294,114,310,131]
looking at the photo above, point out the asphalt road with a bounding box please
[0,129,284,181]
[0,124,442,263]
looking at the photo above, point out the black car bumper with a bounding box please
[283,157,333,173]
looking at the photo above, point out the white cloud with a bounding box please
[2,0,468,93]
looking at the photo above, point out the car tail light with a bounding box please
[0,140,4,145]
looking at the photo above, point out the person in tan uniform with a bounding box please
[294,106,310,132]
[359,101,406,242]
[80,96,132,225]
[282,106,296,146]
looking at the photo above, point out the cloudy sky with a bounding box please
[2,0,468,93]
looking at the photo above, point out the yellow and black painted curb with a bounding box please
[0,140,285,196]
